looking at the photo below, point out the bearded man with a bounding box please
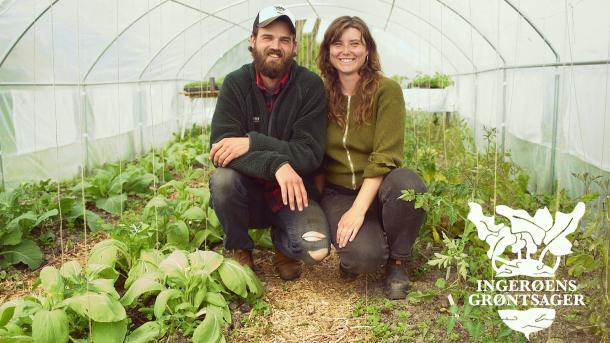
[209,5,330,281]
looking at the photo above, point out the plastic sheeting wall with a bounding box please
[455,63,610,195]
[0,0,609,196]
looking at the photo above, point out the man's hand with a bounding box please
[336,206,366,248]
[210,137,249,167]
[275,163,308,211]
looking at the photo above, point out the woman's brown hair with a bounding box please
[317,16,382,127]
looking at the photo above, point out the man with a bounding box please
[209,5,330,281]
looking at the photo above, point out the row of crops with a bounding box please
[0,127,269,342]
[0,114,608,342]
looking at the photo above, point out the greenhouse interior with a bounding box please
[0,0,608,342]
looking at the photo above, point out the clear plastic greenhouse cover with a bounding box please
[0,0,608,195]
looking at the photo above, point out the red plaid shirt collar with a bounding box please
[253,70,290,213]
[255,71,289,95]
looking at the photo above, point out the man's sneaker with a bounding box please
[273,248,302,281]
[383,260,410,300]
[228,249,254,270]
[339,263,358,281]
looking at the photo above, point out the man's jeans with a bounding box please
[210,168,330,264]
[321,168,427,274]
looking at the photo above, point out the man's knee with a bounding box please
[301,230,330,263]
[340,244,388,274]
[210,168,246,200]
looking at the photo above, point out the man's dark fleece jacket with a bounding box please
[210,62,327,201]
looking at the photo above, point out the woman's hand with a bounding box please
[336,206,366,248]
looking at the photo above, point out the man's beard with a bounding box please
[252,46,293,79]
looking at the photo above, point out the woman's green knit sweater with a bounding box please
[324,77,406,190]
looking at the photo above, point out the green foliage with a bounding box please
[408,72,454,89]
[401,113,609,340]
[72,163,155,215]
[0,259,126,342]
[296,32,320,74]
[0,180,59,268]
[184,77,224,91]
[121,249,262,342]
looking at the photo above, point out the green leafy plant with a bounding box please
[121,249,262,342]
[408,72,454,89]
[0,259,126,342]
[72,163,155,215]
[184,77,224,92]
[0,182,59,268]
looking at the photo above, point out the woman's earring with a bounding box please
[366,55,369,63]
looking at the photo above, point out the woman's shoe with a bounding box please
[384,260,410,300]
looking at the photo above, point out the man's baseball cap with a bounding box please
[253,5,296,34]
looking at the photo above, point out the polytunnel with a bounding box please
[1,0,608,193]
[0,1,609,342]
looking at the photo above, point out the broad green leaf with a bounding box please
[125,321,165,343]
[190,230,209,249]
[204,292,226,308]
[85,210,104,232]
[86,263,119,281]
[120,275,164,306]
[125,260,161,289]
[61,292,126,322]
[139,249,164,265]
[0,301,16,326]
[6,212,37,237]
[95,194,128,215]
[243,266,263,297]
[0,226,22,246]
[166,221,189,249]
[249,229,273,249]
[0,336,32,343]
[186,188,210,203]
[189,250,223,274]
[145,196,168,209]
[158,180,185,195]
[34,209,59,227]
[88,245,118,268]
[88,240,130,269]
[218,259,247,297]
[159,251,188,286]
[88,279,120,299]
[181,207,206,221]
[40,266,64,302]
[193,282,207,309]
[13,300,42,323]
[91,319,127,343]
[206,208,220,228]
[153,289,181,319]
[108,171,131,195]
[192,306,225,343]
[32,309,68,343]
[59,261,82,284]
[125,174,154,194]
[0,240,43,269]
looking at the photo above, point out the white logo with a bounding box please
[467,202,586,340]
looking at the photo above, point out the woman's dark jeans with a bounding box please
[321,168,426,274]
[210,168,330,264]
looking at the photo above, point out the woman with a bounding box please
[316,16,426,299]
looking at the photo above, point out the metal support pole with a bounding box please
[501,68,508,153]
[473,74,478,143]
[0,141,5,191]
[549,70,561,193]
[79,86,90,175]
